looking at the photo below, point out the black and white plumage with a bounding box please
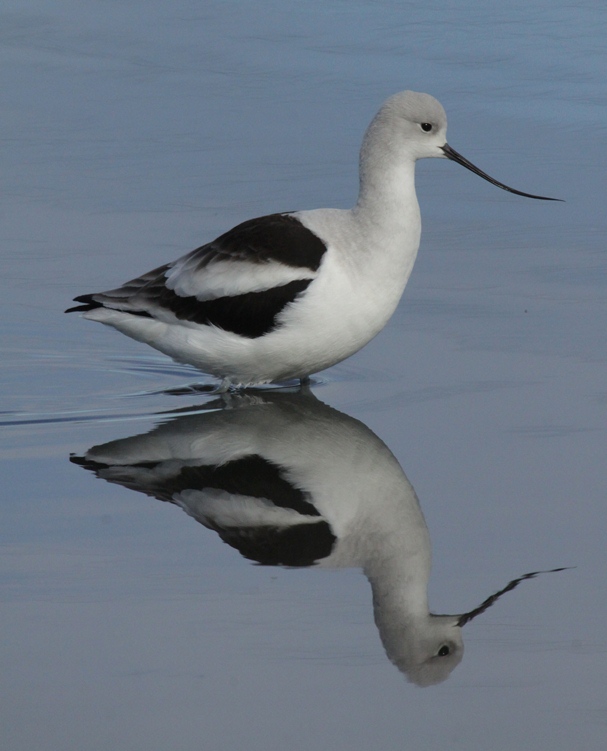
[69,214,326,341]
[67,91,558,388]
[73,390,463,685]
[72,391,568,686]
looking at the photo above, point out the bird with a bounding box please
[66,90,559,390]
[72,389,569,686]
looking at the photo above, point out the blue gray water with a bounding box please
[2,2,606,749]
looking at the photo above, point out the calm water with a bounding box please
[2,2,606,749]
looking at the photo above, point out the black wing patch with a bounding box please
[164,454,321,517]
[216,521,336,567]
[189,213,327,272]
[147,277,312,338]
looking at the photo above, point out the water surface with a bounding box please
[2,2,606,749]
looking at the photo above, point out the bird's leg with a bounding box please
[212,378,233,394]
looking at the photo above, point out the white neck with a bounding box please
[353,111,421,235]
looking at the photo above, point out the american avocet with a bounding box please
[67,91,559,389]
[73,391,568,685]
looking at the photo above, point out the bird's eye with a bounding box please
[420,123,433,132]
[437,645,450,657]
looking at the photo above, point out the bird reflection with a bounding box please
[72,391,565,687]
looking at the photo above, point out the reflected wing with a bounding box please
[72,451,336,566]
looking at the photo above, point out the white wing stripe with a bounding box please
[165,258,316,300]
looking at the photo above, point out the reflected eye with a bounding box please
[437,645,450,657]
[420,123,433,132]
